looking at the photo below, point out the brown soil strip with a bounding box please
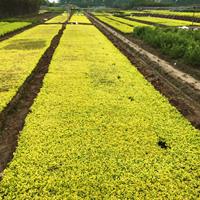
[0,12,60,42]
[86,12,200,130]
[0,13,72,175]
[129,13,200,23]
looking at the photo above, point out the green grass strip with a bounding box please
[0,22,31,37]
[0,24,61,113]
[0,24,199,199]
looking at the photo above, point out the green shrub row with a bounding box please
[133,27,200,67]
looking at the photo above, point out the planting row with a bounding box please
[0,22,31,37]
[0,12,67,38]
[142,9,200,18]
[45,12,68,24]
[0,15,67,113]
[93,13,200,68]
[0,13,68,113]
[95,14,149,33]
[130,16,200,27]
[94,12,200,35]
[121,10,200,19]
[0,17,199,198]
[69,14,92,24]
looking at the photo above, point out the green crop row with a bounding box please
[0,22,31,37]
[0,24,61,113]
[108,15,150,28]
[70,14,92,24]
[45,12,68,24]
[95,14,149,33]
[144,9,200,18]
[133,26,200,67]
[0,21,199,199]
[131,16,200,27]
[96,15,133,32]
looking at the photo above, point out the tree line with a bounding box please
[59,0,200,8]
[0,0,199,17]
[0,0,43,17]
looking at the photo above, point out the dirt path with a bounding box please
[0,13,72,174]
[86,12,200,129]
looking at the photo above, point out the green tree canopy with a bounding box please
[0,0,42,17]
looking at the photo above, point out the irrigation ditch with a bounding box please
[0,13,73,176]
[86,12,200,130]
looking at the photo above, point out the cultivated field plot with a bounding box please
[95,14,149,33]
[69,14,91,23]
[45,12,68,23]
[144,9,200,18]
[0,24,61,112]
[130,16,200,26]
[0,15,199,199]
[0,21,31,37]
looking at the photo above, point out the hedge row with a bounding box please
[133,27,200,67]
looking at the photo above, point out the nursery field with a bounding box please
[45,12,68,23]
[0,20,62,112]
[120,10,200,19]
[93,12,200,68]
[95,14,150,33]
[130,16,200,26]
[70,14,91,23]
[0,14,199,199]
[143,9,200,18]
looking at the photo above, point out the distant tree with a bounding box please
[0,0,42,17]
[57,0,200,8]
